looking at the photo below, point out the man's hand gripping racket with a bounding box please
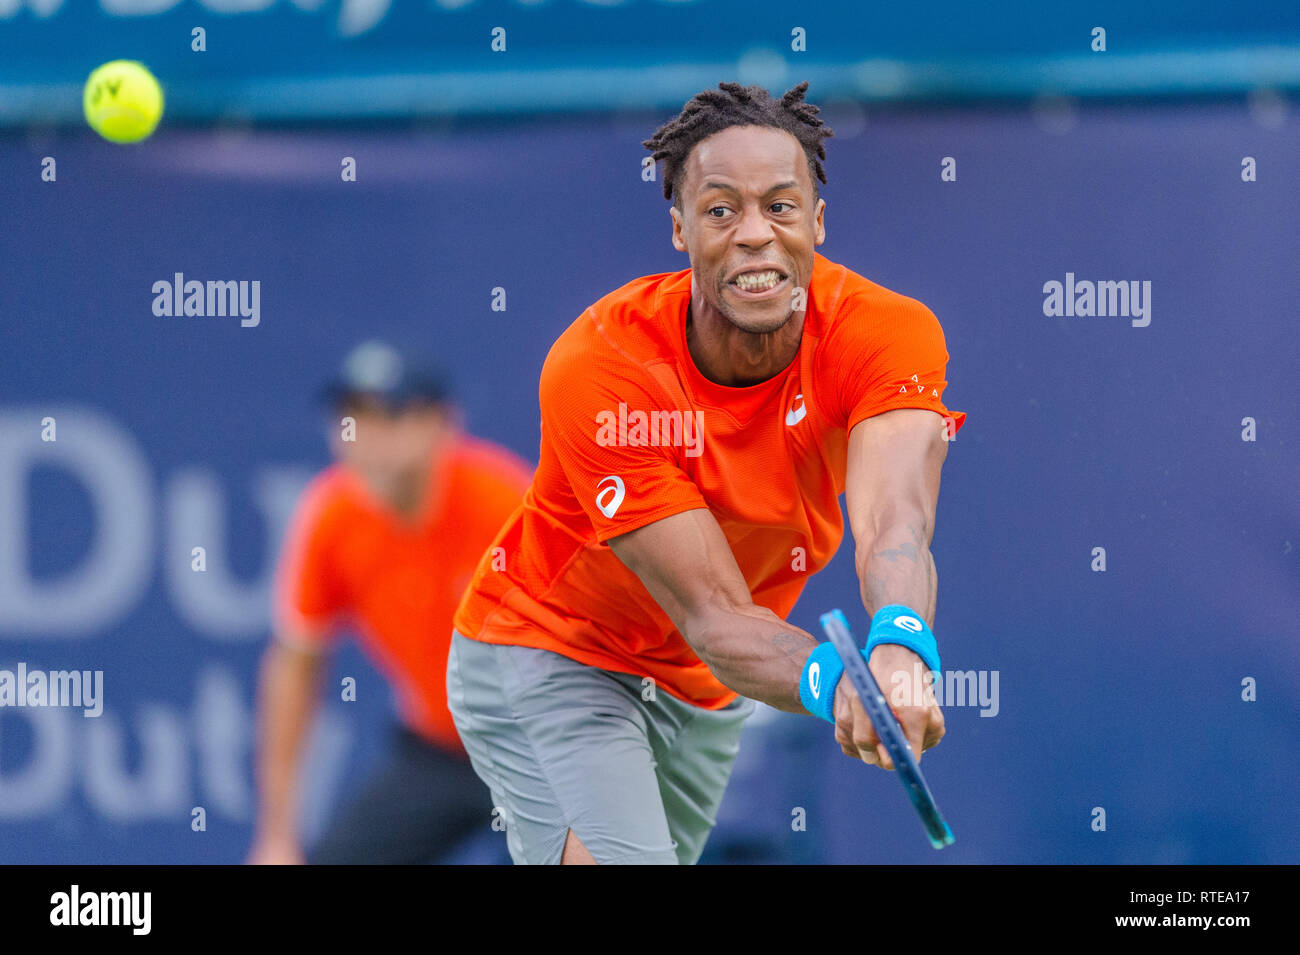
[820,609,955,849]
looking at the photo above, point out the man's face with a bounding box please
[328,396,452,503]
[670,124,826,335]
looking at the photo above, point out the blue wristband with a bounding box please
[865,604,940,676]
[800,641,857,723]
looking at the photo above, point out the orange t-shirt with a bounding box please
[453,250,966,709]
[274,434,532,753]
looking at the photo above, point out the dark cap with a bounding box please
[321,340,450,409]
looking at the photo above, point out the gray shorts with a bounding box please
[445,630,755,865]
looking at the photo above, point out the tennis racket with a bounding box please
[820,608,955,850]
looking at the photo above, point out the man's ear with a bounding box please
[670,204,688,253]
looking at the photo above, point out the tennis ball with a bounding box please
[83,60,164,144]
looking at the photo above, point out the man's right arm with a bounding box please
[608,508,819,712]
[608,509,888,765]
[247,630,330,865]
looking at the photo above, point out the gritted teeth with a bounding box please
[732,269,785,291]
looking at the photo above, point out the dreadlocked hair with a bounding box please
[642,81,834,207]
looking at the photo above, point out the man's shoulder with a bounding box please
[284,464,359,541]
[541,265,689,394]
[813,251,935,324]
[593,264,688,316]
[812,253,940,354]
[299,464,351,505]
[445,434,533,490]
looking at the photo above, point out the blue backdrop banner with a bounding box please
[1,97,1297,863]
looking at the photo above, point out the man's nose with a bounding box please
[733,203,776,247]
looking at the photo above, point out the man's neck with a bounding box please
[380,441,452,524]
[685,298,804,387]
[387,473,427,519]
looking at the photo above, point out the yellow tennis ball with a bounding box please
[83,60,164,144]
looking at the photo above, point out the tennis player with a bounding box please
[248,341,531,864]
[448,82,967,865]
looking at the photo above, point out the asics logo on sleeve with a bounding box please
[894,615,924,633]
[595,475,626,518]
[785,393,807,426]
[808,661,821,698]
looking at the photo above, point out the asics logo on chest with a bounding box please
[785,393,807,427]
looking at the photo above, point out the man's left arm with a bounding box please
[836,406,951,768]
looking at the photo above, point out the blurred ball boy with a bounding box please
[249,341,532,864]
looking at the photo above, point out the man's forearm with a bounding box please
[857,518,938,626]
[681,519,940,713]
[253,641,325,842]
[683,604,818,713]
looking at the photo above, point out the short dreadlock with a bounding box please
[642,81,834,209]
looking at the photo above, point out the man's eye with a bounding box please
[707,206,730,217]
[771,202,793,213]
